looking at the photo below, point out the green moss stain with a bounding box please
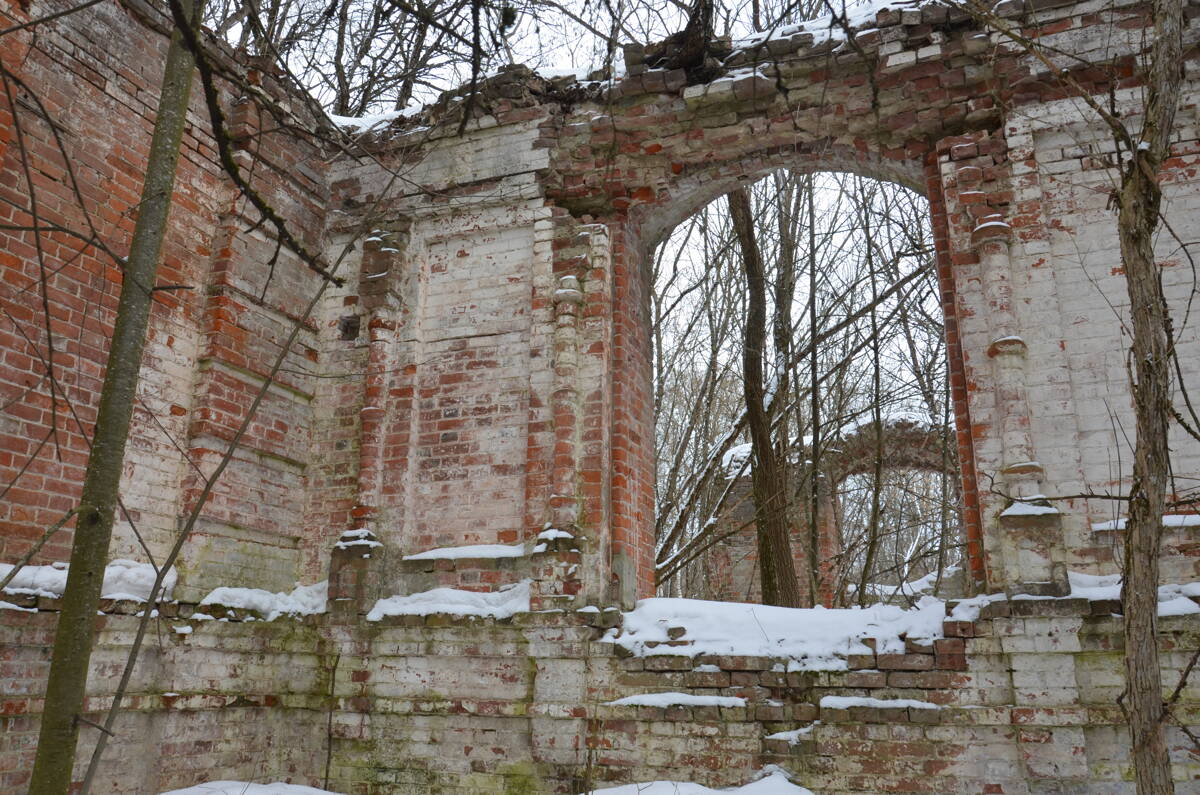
[501,761,544,794]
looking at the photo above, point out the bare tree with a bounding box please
[728,186,804,607]
[1115,0,1184,788]
[27,1,206,790]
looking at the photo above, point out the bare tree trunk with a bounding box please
[805,173,821,605]
[1119,0,1182,791]
[727,187,803,607]
[28,3,201,791]
[857,187,885,606]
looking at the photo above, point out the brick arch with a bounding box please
[600,154,979,603]
[627,144,927,255]
[544,104,996,600]
[522,1,1112,601]
[825,418,956,484]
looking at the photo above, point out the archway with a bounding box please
[547,134,988,602]
[644,167,963,607]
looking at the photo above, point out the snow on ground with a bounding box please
[589,766,813,794]
[0,559,175,601]
[198,581,328,621]
[160,783,342,795]
[605,692,747,708]
[604,596,945,669]
[366,579,531,621]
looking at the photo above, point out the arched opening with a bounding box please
[643,167,969,606]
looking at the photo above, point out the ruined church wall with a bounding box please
[0,0,219,569]
[522,0,1200,593]
[6,0,1200,605]
[0,605,328,793]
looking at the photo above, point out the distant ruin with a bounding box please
[705,418,959,605]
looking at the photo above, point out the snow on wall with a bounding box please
[0,560,176,601]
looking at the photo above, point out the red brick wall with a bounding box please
[1,0,216,565]
[0,0,336,598]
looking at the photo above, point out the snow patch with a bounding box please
[537,528,574,541]
[947,592,1007,622]
[403,542,527,560]
[198,581,327,621]
[766,726,817,744]
[1000,496,1059,517]
[605,596,945,670]
[950,574,1200,620]
[327,101,424,133]
[366,580,531,621]
[972,219,1011,234]
[820,695,940,710]
[1092,513,1200,531]
[735,0,918,50]
[535,64,595,81]
[605,692,747,708]
[334,529,381,550]
[0,559,175,601]
[722,442,753,474]
[160,783,344,795]
[1067,571,1200,615]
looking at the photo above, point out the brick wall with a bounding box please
[2,595,1197,793]
[0,0,342,600]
